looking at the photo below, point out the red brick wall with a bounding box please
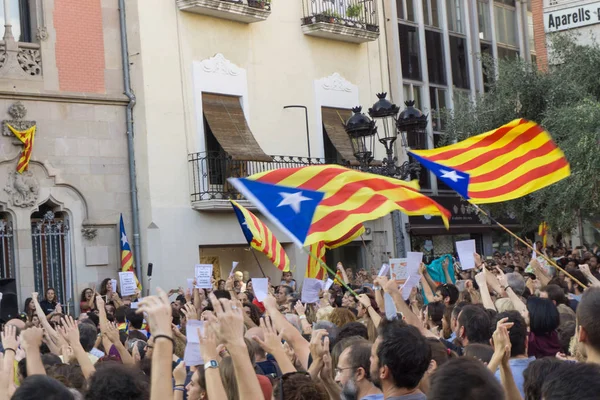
[531,0,548,71]
[54,0,106,93]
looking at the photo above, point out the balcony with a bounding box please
[176,0,271,24]
[189,152,329,210]
[301,0,380,44]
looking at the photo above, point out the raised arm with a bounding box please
[31,292,65,348]
[136,288,174,400]
[294,301,313,336]
[199,322,228,399]
[59,316,95,380]
[474,270,497,311]
[263,295,311,369]
[209,293,263,400]
[580,264,600,287]
[20,327,46,377]
[358,294,381,328]
[442,257,454,284]
[418,263,436,301]
[252,317,296,374]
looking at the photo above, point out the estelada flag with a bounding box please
[410,119,570,203]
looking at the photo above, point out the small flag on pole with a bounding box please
[120,214,141,291]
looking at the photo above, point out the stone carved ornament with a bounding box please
[81,227,98,241]
[4,170,39,208]
[200,53,241,76]
[2,102,35,137]
[321,72,353,92]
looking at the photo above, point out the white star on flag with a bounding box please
[440,169,465,183]
[121,232,128,246]
[277,191,311,214]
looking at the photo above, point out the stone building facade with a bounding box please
[0,0,132,314]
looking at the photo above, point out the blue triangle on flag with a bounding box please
[409,152,471,199]
[231,204,255,245]
[228,178,325,247]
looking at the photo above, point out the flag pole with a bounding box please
[303,247,358,297]
[470,203,588,289]
[249,247,267,278]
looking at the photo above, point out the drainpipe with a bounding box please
[118,0,143,287]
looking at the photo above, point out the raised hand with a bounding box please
[495,266,508,288]
[55,303,63,314]
[32,292,38,300]
[59,316,80,345]
[253,317,284,355]
[199,321,219,361]
[136,288,172,337]
[1,325,18,352]
[492,317,513,365]
[294,300,306,316]
[104,321,121,344]
[173,361,187,386]
[21,326,44,349]
[384,274,399,293]
[209,293,245,347]
[182,303,198,321]
[357,294,371,309]
[263,294,278,310]
[309,329,329,362]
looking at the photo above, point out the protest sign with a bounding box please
[119,271,137,296]
[456,240,476,270]
[195,264,213,289]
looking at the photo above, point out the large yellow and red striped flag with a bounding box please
[231,200,290,272]
[410,119,570,203]
[230,165,450,247]
[305,224,365,279]
[7,124,36,173]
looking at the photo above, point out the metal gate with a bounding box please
[31,211,72,312]
[0,219,15,280]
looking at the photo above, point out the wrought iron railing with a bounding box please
[189,152,328,202]
[301,0,379,32]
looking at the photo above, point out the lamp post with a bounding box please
[344,93,428,257]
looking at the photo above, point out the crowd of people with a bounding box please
[0,242,600,400]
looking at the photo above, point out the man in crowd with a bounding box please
[577,287,600,365]
[335,339,382,400]
[370,320,430,400]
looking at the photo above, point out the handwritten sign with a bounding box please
[195,264,213,289]
[119,271,137,297]
[390,258,408,283]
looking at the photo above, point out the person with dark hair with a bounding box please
[541,283,576,323]
[526,296,561,358]
[576,286,600,365]
[39,288,59,315]
[114,306,128,331]
[424,301,445,333]
[85,362,150,400]
[434,283,459,306]
[273,372,328,400]
[335,339,382,400]
[522,357,565,400]
[217,279,226,291]
[541,361,600,400]
[419,339,457,394]
[370,320,430,399]
[337,322,369,342]
[126,308,148,337]
[275,285,293,306]
[77,322,104,364]
[79,287,96,314]
[11,375,75,400]
[456,305,492,349]
[463,344,495,364]
[243,302,261,327]
[427,358,504,400]
[490,311,533,397]
[212,290,232,300]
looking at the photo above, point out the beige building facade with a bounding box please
[0,0,133,314]
[128,0,403,289]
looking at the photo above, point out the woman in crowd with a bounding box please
[79,287,97,314]
[38,288,58,315]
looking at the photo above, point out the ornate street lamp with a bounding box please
[344,93,425,180]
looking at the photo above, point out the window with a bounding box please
[494,5,517,47]
[528,12,535,53]
[31,207,71,308]
[477,1,492,41]
[497,46,519,60]
[403,84,423,110]
[0,217,15,280]
[423,0,441,27]
[446,0,465,34]
[323,127,342,164]
[429,87,447,132]
[495,0,515,5]
[397,0,417,22]
[425,30,446,85]
[204,117,225,185]
[399,24,422,81]
[453,88,470,106]
[0,0,32,42]
[480,43,493,91]
[449,35,470,89]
